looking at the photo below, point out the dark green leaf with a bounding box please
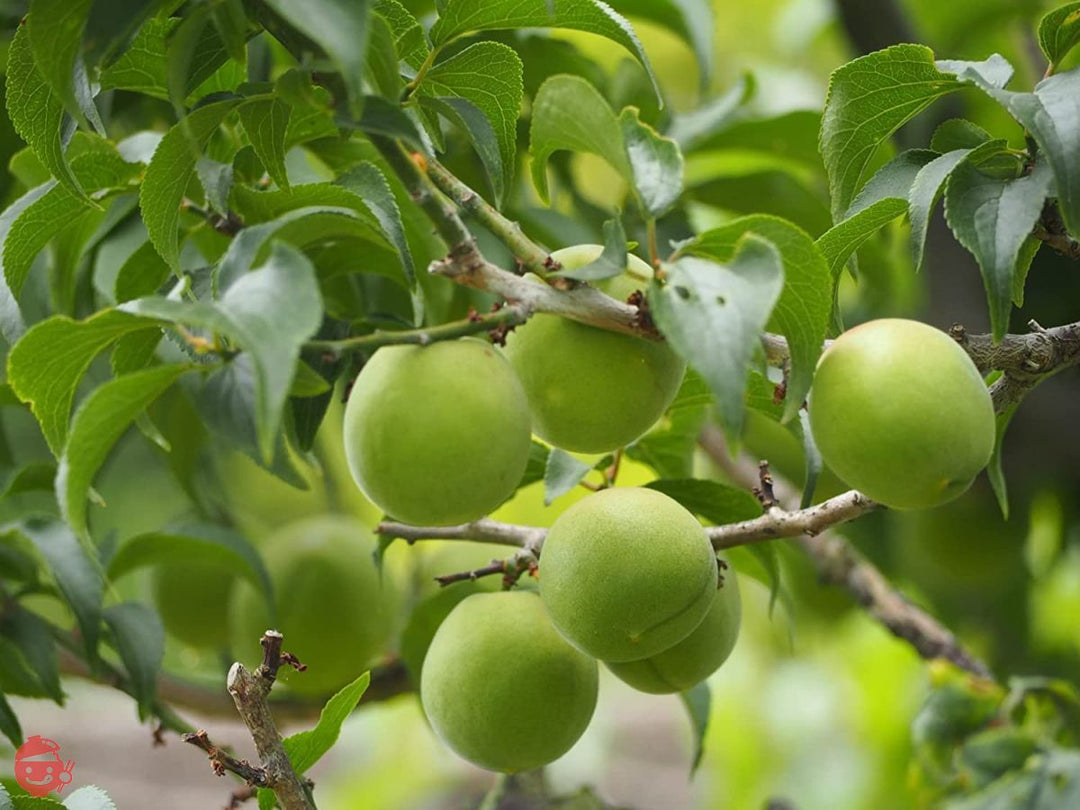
[26,0,93,126]
[620,107,683,218]
[944,748,1080,810]
[102,602,164,720]
[1039,2,1080,70]
[944,161,1054,341]
[140,98,243,271]
[625,404,706,479]
[336,163,416,287]
[645,478,762,525]
[649,237,784,441]
[283,672,370,773]
[930,118,992,153]
[680,681,710,774]
[238,99,291,191]
[265,0,370,117]
[909,149,988,273]
[0,607,62,703]
[57,364,192,539]
[820,44,961,220]
[212,0,250,64]
[684,215,830,422]
[430,0,660,102]
[99,17,176,100]
[366,12,403,100]
[5,22,84,201]
[543,449,593,505]
[114,240,171,303]
[516,440,551,490]
[816,198,908,280]
[0,693,21,748]
[290,361,332,397]
[373,0,428,69]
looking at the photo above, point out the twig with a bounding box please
[182,729,269,787]
[226,631,316,810]
[307,305,530,357]
[1034,201,1080,260]
[709,489,878,549]
[425,158,557,276]
[434,548,539,589]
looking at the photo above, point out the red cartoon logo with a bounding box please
[14,736,75,797]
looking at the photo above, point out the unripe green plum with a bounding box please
[230,516,398,696]
[152,561,233,650]
[539,487,718,662]
[343,338,532,526]
[503,245,685,453]
[420,590,598,772]
[808,319,995,510]
[607,564,741,693]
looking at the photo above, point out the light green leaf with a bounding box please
[820,44,961,220]
[1039,2,1080,71]
[935,54,1015,90]
[944,161,1054,341]
[140,98,243,271]
[212,0,250,64]
[683,215,830,422]
[544,448,594,505]
[265,0,370,117]
[680,681,711,775]
[57,364,192,539]
[123,244,323,463]
[62,786,118,810]
[0,185,50,345]
[667,74,754,150]
[283,672,371,773]
[987,400,1020,519]
[7,310,163,455]
[238,98,292,190]
[609,0,713,83]
[909,150,978,273]
[27,0,93,126]
[291,361,332,397]
[102,602,164,721]
[417,42,523,206]
[114,240,171,303]
[552,218,628,281]
[530,74,629,203]
[373,0,429,69]
[5,22,84,201]
[620,107,683,218]
[649,237,784,441]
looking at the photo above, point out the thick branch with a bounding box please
[227,632,315,810]
[378,518,546,552]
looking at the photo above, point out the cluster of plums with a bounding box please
[152,245,998,773]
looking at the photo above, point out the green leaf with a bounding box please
[99,18,179,100]
[0,693,21,748]
[123,243,323,463]
[336,163,416,287]
[516,440,552,490]
[7,310,162,455]
[649,237,784,441]
[543,448,593,505]
[366,12,403,100]
[943,748,1080,810]
[0,185,50,345]
[552,218,628,282]
[909,148,991,274]
[430,0,660,103]
[931,118,993,152]
[420,95,505,203]
[212,0,250,64]
[684,215,830,422]
[609,0,714,84]
[680,681,711,775]
[530,74,630,203]
[667,73,754,150]
[1039,2,1080,71]
[646,477,761,524]
[816,198,907,280]
[5,22,84,201]
[944,161,1054,341]
[238,98,292,190]
[417,42,523,206]
[264,0,370,117]
[62,786,118,810]
[102,602,164,721]
[57,364,192,539]
[114,240,171,303]
[26,0,93,126]
[935,55,1016,91]
[620,107,683,218]
[291,361,332,397]
[20,519,104,659]
[140,98,243,271]
[0,607,62,703]
[283,671,371,773]
[373,0,429,69]
[820,44,961,220]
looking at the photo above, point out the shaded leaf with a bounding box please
[102,602,164,721]
[1039,1,1080,70]
[238,98,292,190]
[0,607,62,703]
[544,449,593,505]
[0,693,21,748]
[336,162,416,287]
[620,107,683,218]
[680,681,710,774]
[552,218,628,281]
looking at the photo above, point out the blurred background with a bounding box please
[1,0,1079,808]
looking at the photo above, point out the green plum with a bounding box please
[230,516,398,696]
[808,319,995,509]
[503,245,685,453]
[420,590,598,772]
[539,487,718,662]
[343,338,532,526]
[607,564,741,693]
[152,561,233,650]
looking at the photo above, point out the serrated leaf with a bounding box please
[935,54,1015,91]
[99,17,178,100]
[212,0,249,64]
[0,693,21,748]
[265,0,370,117]
[140,98,242,271]
[283,671,370,773]
[945,160,1053,341]
[430,0,660,103]
[102,602,164,721]
[62,786,117,810]
[238,98,292,190]
[816,198,908,280]
[123,243,323,463]
[0,185,49,345]
[417,42,523,206]
[367,12,403,100]
[20,519,103,659]
[7,310,163,455]
[336,162,416,287]
[419,95,505,203]
[27,0,93,126]
[5,22,84,201]
[1039,2,1080,71]
[373,0,429,69]
[650,237,784,441]
[680,681,711,774]
[57,364,192,539]
[684,215,830,422]
[530,74,630,203]
[620,107,683,218]
[909,149,988,273]
[931,118,993,152]
[543,449,593,505]
[0,607,62,703]
[820,44,961,220]
[552,218,628,281]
